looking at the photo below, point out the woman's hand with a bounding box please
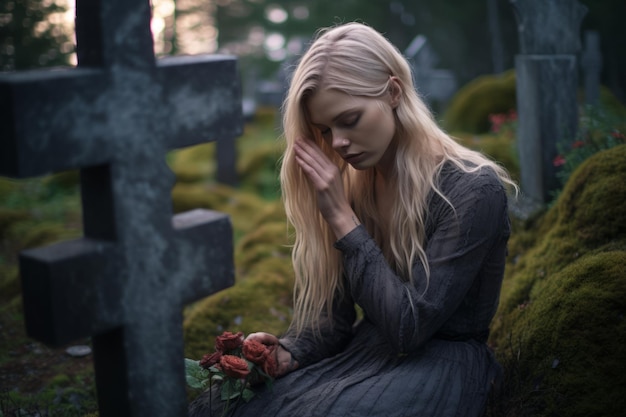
[293,139,359,239]
[246,332,299,377]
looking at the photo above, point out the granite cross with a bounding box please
[0,1,242,416]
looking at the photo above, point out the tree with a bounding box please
[0,0,73,71]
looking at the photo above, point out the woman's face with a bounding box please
[306,87,398,175]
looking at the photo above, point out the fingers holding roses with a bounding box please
[245,332,299,377]
[242,339,278,378]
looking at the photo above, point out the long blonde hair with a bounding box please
[280,22,515,335]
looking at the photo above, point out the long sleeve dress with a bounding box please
[189,163,511,417]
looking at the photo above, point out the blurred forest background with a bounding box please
[1,0,625,106]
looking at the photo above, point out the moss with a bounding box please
[16,222,75,251]
[442,70,517,134]
[0,264,19,305]
[43,170,80,190]
[490,145,626,416]
[168,143,217,184]
[556,145,626,246]
[597,86,626,120]
[496,252,626,417]
[49,373,72,387]
[237,141,283,199]
[0,208,30,238]
[183,266,294,359]
[0,177,19,201]
[455,133,520,182]
[235,221,291,273]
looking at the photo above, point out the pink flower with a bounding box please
[553,155,566,167]
[507,110,518,121]
[611,130,625,140]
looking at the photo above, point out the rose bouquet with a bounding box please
[185,331,277,416]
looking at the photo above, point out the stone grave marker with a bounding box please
[581,30,602,105]
[0,0,243,416]
[510,0,587,204]
[404,35,457,110]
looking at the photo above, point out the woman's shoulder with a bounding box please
[427,160,510,233]
[437,160,505,194]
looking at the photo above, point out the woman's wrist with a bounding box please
[330,212,361,240]
[276,344,299,376]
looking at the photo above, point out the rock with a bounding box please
[65,345,92,357]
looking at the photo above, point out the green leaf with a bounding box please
[241,388,255,402]
[185,358,210,389]
[221,379,242,401]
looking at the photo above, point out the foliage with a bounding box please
[0,0,73,71]
[442,69,517,134]
[213,0,522,86]
[552,104,626,202]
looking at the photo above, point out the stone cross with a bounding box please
[581,30,603,105]
[0,1,242,416]
[510,0,587,203]
[405,35,457,110]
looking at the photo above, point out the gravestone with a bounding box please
[404,35,458,110]
[0,1,242,416]
[510,0,587,203]
[581,30,602,105]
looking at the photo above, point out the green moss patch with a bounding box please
[442,70,517,134]
[490,145,626,416]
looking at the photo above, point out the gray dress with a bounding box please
[189,164,510,417]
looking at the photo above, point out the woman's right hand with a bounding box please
[293,138,359,239]
[246,332,299,377]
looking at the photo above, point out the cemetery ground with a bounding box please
[1,94,626,416]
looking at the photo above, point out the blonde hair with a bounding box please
[280,22,516,335]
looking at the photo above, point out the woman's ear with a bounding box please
[388,76,402,109]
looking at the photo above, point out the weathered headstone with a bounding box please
[581,30,602,105]
[510,0,587,203]
[0,1,242,416]
[488,0,505,74]
[405,35,457,109]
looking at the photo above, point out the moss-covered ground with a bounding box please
[1,96,624,416]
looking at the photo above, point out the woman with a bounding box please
[190,22,516,417]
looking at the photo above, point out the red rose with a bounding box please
[199,351,222,369]
[242,339,268,365]
[215,331,244,353]
[220,355,250,379]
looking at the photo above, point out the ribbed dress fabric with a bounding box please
[189,163,511,417]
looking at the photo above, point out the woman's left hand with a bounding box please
[293,138,359,239]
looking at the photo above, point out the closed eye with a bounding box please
[341,114,360,128]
